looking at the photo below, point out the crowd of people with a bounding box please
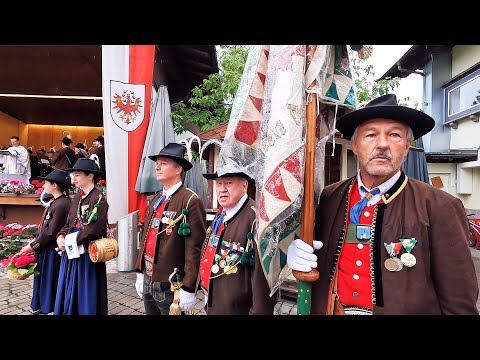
[0,135,106,182]
[4,93,480,315]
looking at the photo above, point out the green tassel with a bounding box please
[247,232,254,239]
[182,208,188,215]
[184,223,190,228]
[249,256,255,266]
[177,228,184,236]
[183,228,190,236]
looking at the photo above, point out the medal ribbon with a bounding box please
[384,242,403,257]
[400,238,417,253]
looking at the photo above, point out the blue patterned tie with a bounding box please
[349,187,380,224]
[211,211,225,234]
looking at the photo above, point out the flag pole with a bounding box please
[292,45,319,315]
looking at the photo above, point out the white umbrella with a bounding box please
[135,85,176,194]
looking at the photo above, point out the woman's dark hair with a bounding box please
[82,171,101,183]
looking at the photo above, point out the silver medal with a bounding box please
[400,252,416,267]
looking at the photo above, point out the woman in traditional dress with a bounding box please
[18,169,72,314]
[54,158,109,315]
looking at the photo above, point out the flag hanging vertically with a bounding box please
[101,45,155,224]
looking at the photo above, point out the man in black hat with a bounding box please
[51,136,76,171]
[54,158,109,315]
[74,142,88,163]
[133,142,206,315]
[90,135,105,177]
[197,171,276,315]
[18,169,72,314]
[287,93,478,315]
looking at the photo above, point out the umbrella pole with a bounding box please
[292,45,319,315]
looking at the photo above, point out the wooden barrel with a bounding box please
[88,238,119,262]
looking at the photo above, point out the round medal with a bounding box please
[394,257,403,271]
[400,252,416,267]
[384,258,398,272]
[219,259,226,268]
[211,264,219,274]
[224,265,231,274]
[229,265,238,274]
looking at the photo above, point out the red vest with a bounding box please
[337,179,383,309]
[199,208,225,293]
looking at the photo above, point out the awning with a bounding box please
[0,45,218,126]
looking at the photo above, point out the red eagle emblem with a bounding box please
[112,90,143,124]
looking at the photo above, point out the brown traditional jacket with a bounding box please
[311,172,479,315]
[30,195,70,252]
[59,187,109,245]
[51,147,76,170]
[134,186,206,292]
[198,198,276,315]
[91,145,105,173]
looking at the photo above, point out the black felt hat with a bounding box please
[74,143,85,149]
[336,93,435,140]
[38,169,72,188]
[148,142,193,171]
[65,158,100,173]
[61,137,73,146]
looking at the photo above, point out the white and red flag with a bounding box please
[101,45,155,224]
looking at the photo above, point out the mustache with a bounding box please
[368,150,393,161]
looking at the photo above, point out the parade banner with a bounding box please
[101,45,155,224]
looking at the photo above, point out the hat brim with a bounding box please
[203,172,251,181]
[336,105,435,140]
[37,176,71,188]
[148,154,193,171]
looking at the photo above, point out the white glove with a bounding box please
[135,273,144,299]
[287,239,323,272]
[179,288,197,312]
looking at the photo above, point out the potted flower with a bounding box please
[0,223,39,257]
[0,180,36,195]
[1,253,39,280]
[96,179,107,196]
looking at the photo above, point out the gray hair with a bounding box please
[350,124,414,143]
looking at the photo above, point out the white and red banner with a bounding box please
[101,45,155,224]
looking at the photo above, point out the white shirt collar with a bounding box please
[163,181,182,198]
[357,170,402,206]
[224,193,248,222]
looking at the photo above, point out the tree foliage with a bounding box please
[351,50,424,110]
[171,45,250,134]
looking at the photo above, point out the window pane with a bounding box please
[448,75,480,116]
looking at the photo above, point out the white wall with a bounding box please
[428,163,461,198]
[452,45,480,77]
[450,119,480,149]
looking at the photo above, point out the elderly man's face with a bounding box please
[352,118,410,182]
[214,176,247,209]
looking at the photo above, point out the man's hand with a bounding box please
[135,273,144,299]
[287,239,323,272]
[179,288,197,312]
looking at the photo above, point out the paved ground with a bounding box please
[2,249,480,315]
[0,258,296,315]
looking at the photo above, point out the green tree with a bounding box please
[351,49,425,110]
[171,45,250,134]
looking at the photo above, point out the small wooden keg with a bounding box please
[88,238,119,262]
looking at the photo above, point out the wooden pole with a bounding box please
[293,45,320,315]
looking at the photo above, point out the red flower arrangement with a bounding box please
[1,253,39,280]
